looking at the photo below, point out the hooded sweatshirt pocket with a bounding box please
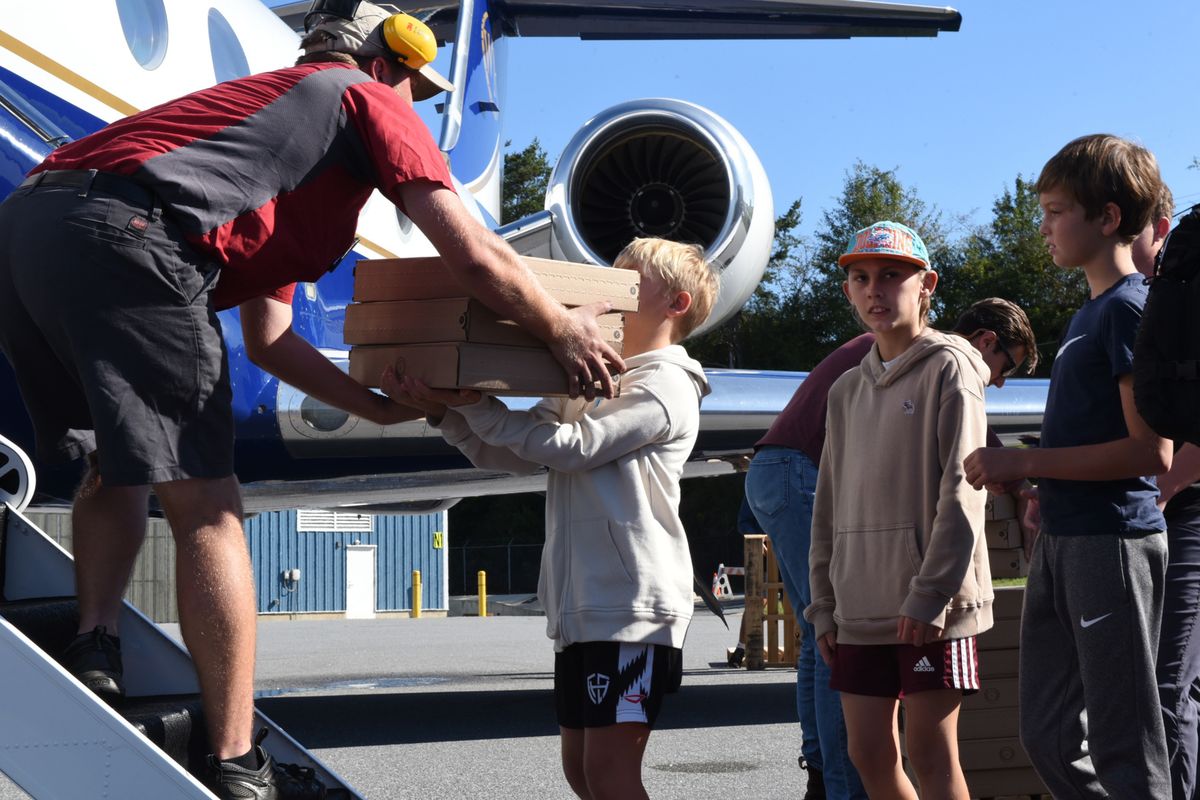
[830,523,921,622]
[567,518,635,608]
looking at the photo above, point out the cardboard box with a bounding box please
[344,298,624,351]
[986,519,1022,549]
[956,706,1021,740]
[959,737,1033,770]
[964,767,1047,798]
[979,648,1020,679]
[978,619,1021,651]
[993,586,1025,621]
[986,491,1017,520]
[353,255,641,311]
[990,547,1030,580]
[348,342,616,396]
[963,678,1018,711]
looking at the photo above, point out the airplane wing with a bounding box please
[272,1,961,40]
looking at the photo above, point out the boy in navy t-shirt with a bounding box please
[965,134,1173,797]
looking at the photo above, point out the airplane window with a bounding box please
[116,0,169,70]
[208,9,251,83]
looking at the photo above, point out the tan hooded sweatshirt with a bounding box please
[805,330,994,645]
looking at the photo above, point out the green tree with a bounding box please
[935,176,1085,373]
[686,199,806,368]
[500,138,551,224]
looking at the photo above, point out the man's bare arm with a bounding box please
[400,181,625,398]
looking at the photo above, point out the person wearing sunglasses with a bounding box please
[0,3,623,798]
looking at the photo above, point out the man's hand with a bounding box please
[553,302,625,400]
[964,446,1029,491]
[897,616,943,647]
[817,632,837,667]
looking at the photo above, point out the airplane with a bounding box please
[0,0,1044,519]
[0,2,1055,797]
[0,0,1045,523]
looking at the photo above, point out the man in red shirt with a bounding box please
[0,3,622,797]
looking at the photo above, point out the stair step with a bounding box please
[0,597,209,770]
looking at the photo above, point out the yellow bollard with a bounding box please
[477,569,488,618]
[411,570,422,619]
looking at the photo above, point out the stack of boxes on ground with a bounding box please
[986,492,1030,580]
[346,255,638,395]
[901,492,1048,799]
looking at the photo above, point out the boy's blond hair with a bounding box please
[1035,134,1165,242]
[613,238,719,339]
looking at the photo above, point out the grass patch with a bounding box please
[993,577,1027,588]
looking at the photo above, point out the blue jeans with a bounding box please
[746,447,866,799]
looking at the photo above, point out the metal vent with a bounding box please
[296,509,374,533]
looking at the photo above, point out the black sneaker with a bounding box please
[206,747,279,800]
[799,757,827,800]
[62,626,124,700]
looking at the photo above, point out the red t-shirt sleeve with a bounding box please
[341,81,455,214]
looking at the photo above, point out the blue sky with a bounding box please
[272,0,1200,240]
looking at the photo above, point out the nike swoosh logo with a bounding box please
[1058,334,1087,358]
[1080,612,1113,628]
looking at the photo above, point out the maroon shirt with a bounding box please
[755,333,875,462]
[37,63,453,310]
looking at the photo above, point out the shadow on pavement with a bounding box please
[258,679,795,747]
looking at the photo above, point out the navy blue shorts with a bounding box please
[0,172,232,485]
[555,641,682,729]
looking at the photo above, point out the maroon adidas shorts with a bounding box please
[830,637,980,698]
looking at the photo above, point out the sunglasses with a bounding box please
[994,337,1022,378]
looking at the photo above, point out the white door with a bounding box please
[345,545,377,619]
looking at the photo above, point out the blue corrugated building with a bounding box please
[245,509,447,616]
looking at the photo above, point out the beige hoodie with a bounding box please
[805,330,994,646]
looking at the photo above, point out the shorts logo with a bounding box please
[913,656,935,673]
[587,673,610,704]
[902,399,915,416]
[126,215,149,234]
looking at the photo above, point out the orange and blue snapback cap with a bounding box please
[838,220,930,270]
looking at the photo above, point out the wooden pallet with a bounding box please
[741,534,798,669]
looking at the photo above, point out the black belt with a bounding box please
[19,169,159,211]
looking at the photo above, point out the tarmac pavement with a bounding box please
[0,605,808,799]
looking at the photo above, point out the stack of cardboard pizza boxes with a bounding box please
[345,255,637,395]
[986,492,1031,580]
[901,494,1049,798]
[952,493,1046,798]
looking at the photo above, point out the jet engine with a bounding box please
[543,98,774,337]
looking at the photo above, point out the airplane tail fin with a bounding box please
[432,0,504,221]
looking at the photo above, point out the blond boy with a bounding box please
[383,238,718,800]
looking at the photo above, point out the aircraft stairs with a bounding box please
[0,447,364,798]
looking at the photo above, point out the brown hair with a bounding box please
[1154,183,1175,223]
[613,238,720,339]
[951,297,1040,375]
[1035,134,1164,242]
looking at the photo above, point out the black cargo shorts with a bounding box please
[0,171,233,486]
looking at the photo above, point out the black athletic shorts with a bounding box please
[554,641,683,729]
[0,173,232,485]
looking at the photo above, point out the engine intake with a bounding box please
[546,99,773,336]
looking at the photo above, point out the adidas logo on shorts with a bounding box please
[913,656,935,673]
